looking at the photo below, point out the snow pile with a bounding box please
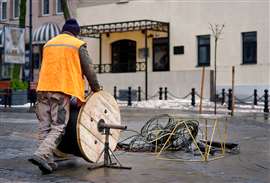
[118,99,265,114]
[0,98,265,114]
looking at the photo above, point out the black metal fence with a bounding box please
[113,86,269,113]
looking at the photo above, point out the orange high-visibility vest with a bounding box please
[37,33,86,102]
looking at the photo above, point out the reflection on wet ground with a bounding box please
[0,109,269,183]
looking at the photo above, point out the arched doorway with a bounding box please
[111,39,136,73]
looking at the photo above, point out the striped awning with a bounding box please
[0,28,3,47]
[33,23,61,44]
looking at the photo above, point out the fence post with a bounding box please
[191,88,195,107]
[253,89,257,106]
[164,87,168,100]
[159,87,163,100]
[221,88,225,105]
[128,87,132,106]
[264,89,269,113]
[228,89,232,111]
[138,86,141,101]
[114,86,117,99]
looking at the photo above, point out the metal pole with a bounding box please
[113,86,117,99]
[228,89,232,111]
[138,86,141,101]
[253,89,257,106]
[231,66,235,116]
[191,88,196,107]
[214,37,217,115]
[159,87,163,100]
[29,0,33,81]
[264,89,269,113]
[164,87,168,100]
[99,34,102,73]
[144,30,148,100]
[128,86,132,106]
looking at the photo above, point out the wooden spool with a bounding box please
[58,91,121,163]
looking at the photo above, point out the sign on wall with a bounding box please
[4,26,25,64]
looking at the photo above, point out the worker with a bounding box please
[28,18,101,174]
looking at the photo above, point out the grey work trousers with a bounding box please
[34,91,70,163]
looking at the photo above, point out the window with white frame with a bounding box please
[13,0,20,19]
[42,0,50,15]
[0,0,7,20]
[56,0,63,14]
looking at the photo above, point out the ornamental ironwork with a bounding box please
[94,62,146,73]
[80,20,169,38]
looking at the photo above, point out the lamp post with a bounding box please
[29,0,33,81]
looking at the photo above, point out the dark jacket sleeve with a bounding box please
[79,44,101,92]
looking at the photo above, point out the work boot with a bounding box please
[28,155,53,174]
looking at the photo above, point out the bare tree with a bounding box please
[11,0,27,82]
[61,0,71,20]
[209,23,225,115]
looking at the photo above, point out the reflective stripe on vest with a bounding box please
[37,34,86,102]
[44,44,79,50]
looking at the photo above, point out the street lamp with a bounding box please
[29,0,33,81]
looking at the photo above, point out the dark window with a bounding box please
[242,32,257,64]
[13,0,20,18]
[43,0,50,15]
[1,1,7,20]
[153,38,169,71]
[111,39,136,73]
[56,0,63,14]
[197,35,210,66]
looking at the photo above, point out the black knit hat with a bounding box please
[62,18,80,36]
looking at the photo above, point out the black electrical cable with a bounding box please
[117,114,199,152]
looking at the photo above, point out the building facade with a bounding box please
[0,0,80,81]
[76,0,269,99]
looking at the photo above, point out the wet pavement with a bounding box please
[0,108,269,183]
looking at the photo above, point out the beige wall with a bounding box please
[77,0,135,8]
[77,0,269,96]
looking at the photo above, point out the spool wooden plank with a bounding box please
[76,91,121,163]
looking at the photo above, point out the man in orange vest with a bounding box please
[28,19,101,174]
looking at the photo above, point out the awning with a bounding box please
[0,28,3,47]
[80,19,169,38]
[33,23,61,44]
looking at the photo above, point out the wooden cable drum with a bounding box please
[58,91,121,163]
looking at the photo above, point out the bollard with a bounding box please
[138,86,141,101]
[191,88,195,107]
[221,88,225,105]
[264,89,269,113]
[128,87,132,106]
[159,87,163,100]
[253,89,257,106]
[228,89,232,111]
[164,87,168,100]
[114,86,117,99]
